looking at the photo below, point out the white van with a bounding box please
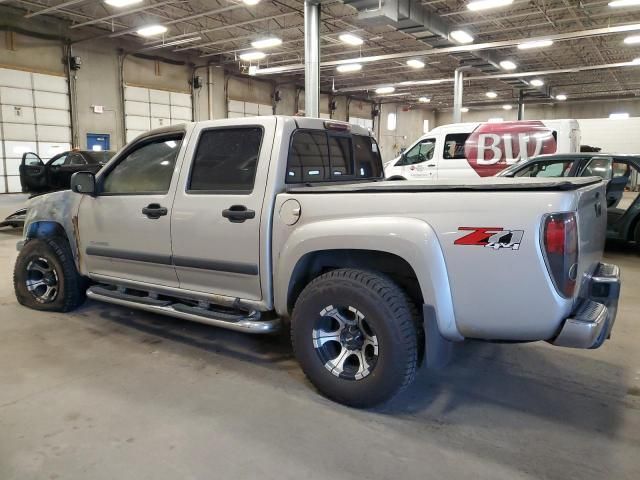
[384,119,581,180]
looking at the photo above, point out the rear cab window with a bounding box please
[287,129,382,184]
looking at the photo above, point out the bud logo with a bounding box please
[464,121,557,177]
[455,227,524,250]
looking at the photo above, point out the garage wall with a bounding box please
[274,86,298,116]
[377,104,436,162]
[0,31,65,75]
[72,42,123,150]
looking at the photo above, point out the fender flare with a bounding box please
[22,191,82,272]
[275,216,463,341]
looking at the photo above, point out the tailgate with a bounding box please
[575,179,607,299]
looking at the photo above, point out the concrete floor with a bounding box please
[1,194,639,480]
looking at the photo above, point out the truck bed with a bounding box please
[287,177,602,194]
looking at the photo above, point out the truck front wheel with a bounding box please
[291,269,419,408]
[14,237,86,312]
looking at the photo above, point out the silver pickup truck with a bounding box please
[13,116,620,408]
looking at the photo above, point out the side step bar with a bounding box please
[87,286,280,334]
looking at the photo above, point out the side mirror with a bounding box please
[399,147,406,153]
[71,171,96,195]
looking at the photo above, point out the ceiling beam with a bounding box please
[69,0,182,29]
[24,0,89,18]
[254,22,640,75]
[335,60,640,93]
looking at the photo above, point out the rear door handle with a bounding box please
[222,205,255,223]
[142,203,168,219]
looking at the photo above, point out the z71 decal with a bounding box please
[455,227,524,250]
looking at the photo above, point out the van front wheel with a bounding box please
[291,269,419,408]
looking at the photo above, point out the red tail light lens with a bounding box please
[542,213,578,297]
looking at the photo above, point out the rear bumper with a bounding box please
[550,263,621,349]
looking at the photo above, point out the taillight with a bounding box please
[542,213,578,297]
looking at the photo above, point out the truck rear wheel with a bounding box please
[291,269,419,408]
[14,237,86,312]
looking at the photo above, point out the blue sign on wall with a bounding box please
[87,133,110,151]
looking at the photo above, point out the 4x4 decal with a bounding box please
[455,227,524,250]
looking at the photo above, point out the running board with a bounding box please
[86,286,280,334]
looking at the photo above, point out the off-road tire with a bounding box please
[291,268,420,408]
[14,236,86,312]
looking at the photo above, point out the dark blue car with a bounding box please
[499,153,640,245]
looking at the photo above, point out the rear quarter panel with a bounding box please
[274,189,583,341]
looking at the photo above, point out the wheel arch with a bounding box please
[275,217,462,341]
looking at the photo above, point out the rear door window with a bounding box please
[579,157,613,180]
[188,127,263,193]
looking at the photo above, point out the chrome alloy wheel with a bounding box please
[312,305,379,380]
[25,257,59,303]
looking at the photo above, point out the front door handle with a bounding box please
[222,205,255,223]
[142,203,168,219]
[426,163,436,168]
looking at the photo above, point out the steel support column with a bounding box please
[453,67,465,123]
[517,90,525,120]
[304,0,321,118]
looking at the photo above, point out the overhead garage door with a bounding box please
[228,100,273,118]
[349,116,373,131]
[124,85,193,143]
[0,68,71,193]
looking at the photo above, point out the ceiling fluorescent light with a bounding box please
[518,39,553,49]
[398,79,445,86]
[243,0,261,5]
[251,37,282,49]
[336,63,362,73]
[486,91,498,98]
[555,94,567,101]
[499,60,517,70]
[239,51,266,61]
[418,97,431,103]
[609,112,630,119]
[406,59,425,69]
[105,0,143,7]
[624,35,640,44]
[608,0,640,6]
[137,25,168,37]
[461,107,469,113]
[467,0,513,11]
[502,104,513,110]
[530,78,544,87]
[339,33,364,46]
[450,30,474,44]
[144,36,201,50]
[375,86,395,94]
[632,57,640,64]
